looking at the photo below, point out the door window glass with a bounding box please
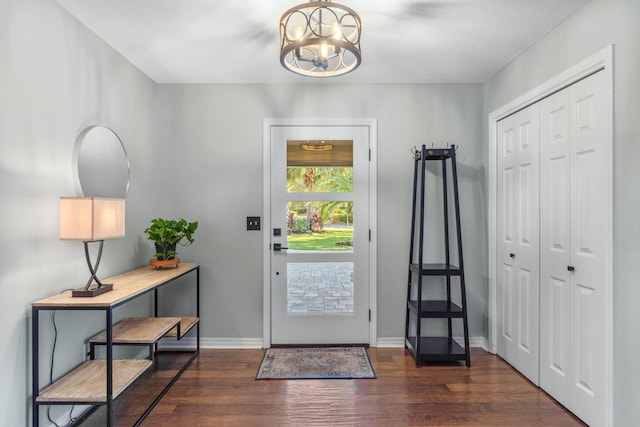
[287,140,353,193]
[287,262,354,313]
[287,201,353,252]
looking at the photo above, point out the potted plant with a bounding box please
[144,218,198,268]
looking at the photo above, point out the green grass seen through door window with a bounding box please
[287,228,353,251]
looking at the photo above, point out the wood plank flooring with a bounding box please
[111,347,586,426]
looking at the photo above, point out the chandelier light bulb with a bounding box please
[320,42,329,59]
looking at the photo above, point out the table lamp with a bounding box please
[59,197,125,297]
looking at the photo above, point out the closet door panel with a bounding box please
[517,268,533,352]
[575,283,596,392]
[498,118,517,355]
[501,163,515,343]
[540,88,572,403]
[501,264,514,340]
[569,70,608,427]
[540,70,608,427]
[519,163,534,246]
[502,167,515,245]
[550,157,569,247]
[496,104,540,385]
[549,276,568,373]
[514,107,540,385]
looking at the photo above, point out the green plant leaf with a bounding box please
[145,217,198,258]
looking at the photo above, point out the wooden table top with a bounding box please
[32,263,199,308]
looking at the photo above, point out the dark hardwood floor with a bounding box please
[108,347,585,426]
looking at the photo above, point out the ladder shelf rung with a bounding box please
[408,300,464,318]
[410,263,462,276]
[405,337,467,361]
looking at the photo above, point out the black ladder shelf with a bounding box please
[405,144,471,367]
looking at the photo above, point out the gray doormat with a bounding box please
[256,347,376,380]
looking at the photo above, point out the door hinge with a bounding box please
[369,229,371,241]
[369,309,371,322]
[369,148,372,162]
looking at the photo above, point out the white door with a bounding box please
[270,125,370,344]
[496,103,540,385]
[540,70,609,427]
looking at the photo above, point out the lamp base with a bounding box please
[72,283,113,298]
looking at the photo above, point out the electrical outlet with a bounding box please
[246,216,260,231]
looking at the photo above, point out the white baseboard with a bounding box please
[158,337,264,350]
[374,336,490,351]
[157,336,490,351]
[469,336,491,352]
[374,337,405,347]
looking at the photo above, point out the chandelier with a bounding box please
[280,0,362,77]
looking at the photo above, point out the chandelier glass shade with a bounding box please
[280,0,362,77]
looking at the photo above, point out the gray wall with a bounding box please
[483,0,640,424]
[156,84,486,340]
[11,0,640,425]
[0,0,159,425]
[2,2,486,426]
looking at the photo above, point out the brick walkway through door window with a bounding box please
[287,262,354,313]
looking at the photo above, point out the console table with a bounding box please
[31,263,200,427]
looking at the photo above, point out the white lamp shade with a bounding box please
[59,197,125,241]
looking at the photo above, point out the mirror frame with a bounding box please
[72,125,130,198]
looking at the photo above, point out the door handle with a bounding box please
[273,243,288,252]
[567,266,575,272]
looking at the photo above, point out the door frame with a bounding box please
[262,118,378,348]
[488,45,613,424]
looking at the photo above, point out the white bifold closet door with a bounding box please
[539,70,608,427]
[496,69,608,427]
[496,103,540,385]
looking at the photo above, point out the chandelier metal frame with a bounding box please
[280,0,362,77]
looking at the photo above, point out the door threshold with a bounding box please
[270,343,370,348]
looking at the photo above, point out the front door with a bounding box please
[269,125,370,344]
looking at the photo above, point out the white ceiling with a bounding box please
[56,0,588,84]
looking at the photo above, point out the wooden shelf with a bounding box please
[405,337,467,362]
[407,300,464,318]
[410,263,462,276]
[89,317,181,345]
[164,317,199,339]
[36,360,152,403]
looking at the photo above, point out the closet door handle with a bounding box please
[567,266,575,272]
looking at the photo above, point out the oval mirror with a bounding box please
[72,126,130,198]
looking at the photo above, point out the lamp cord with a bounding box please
[46,310,78,427]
